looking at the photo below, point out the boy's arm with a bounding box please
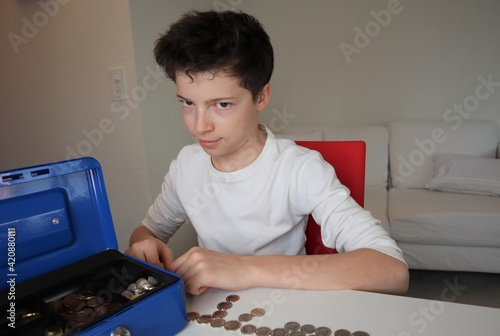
[170,246,409,295]
[126,226,174,269]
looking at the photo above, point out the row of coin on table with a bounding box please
[187,294,371,336]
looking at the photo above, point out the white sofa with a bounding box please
[275,119,500,273]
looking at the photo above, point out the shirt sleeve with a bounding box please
[295,151,407,264]
[141,159,187,243]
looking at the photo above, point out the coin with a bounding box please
[238,313,253,322]
[187,312,199,321]
[289,331,306,336]
[62,294,86,312]
[333,329,350,336]
[197,314,213,324]
[271,328,287,336]
[284,321,301,332]
[77,290,94,300]
[352,332,370,336]
[301,324,316,333]
[224,320,241,331]
[135,278,148,289]
[44,327,63,336]
[226,294,240,302]
[212,310,227,318]
[250,307,266,317]
[86,296,104,307]
[147,276,158,286]
[217,301,233,310]
[210,318,226,328]
[241,324,257,334]
[315,326,332,336]
[256,326,272,336]
[120,290,134,300]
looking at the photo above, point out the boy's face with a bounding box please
[175,71,271,171]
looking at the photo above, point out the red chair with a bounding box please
[295,141,366,255]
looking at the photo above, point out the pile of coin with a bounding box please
[120,276,159,300]
[187,294,371,336]
[48,289,122,329]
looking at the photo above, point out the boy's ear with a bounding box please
[256,83,271,111]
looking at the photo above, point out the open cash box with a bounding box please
[0,158,187,335]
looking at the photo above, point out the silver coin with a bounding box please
[135,278,148,289]
[238,313,253,322]
[333,329,350,336]
[224,320,241,331]
[271,328,287,336]
[147,276,158,286]
[256,326,272,336]
[352,332,370,336]
[284,321,301,332]
[241,324,257,334]
[301,324,316,333]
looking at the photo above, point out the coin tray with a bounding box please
[1,249,180,335]
[0,158,187,335]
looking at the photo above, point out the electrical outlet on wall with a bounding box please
[108,67,128,101]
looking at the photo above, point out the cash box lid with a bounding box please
[0,157,118,289]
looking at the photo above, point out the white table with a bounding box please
[176,287,500,336]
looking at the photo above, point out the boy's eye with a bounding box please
[215,102,231,109]
[180,100,194,107]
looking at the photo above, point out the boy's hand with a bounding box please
[171,247,250,295]
[125,226,174,270]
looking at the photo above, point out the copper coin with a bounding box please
[238,313,253,322]
[224,320,241,331]
[86,296,104,307]
[301,324,316,333]
[77,290,94,300]
[94,305,107,317]
[284,321,301,332]
[241,324,257,334]
[226,294,240,302]
[187,312,200,321]
[333,329,349,336]
[62,294,86,312]
[210,318,226,328]
[197,314,213,324]
[352,332,370,336]
[250,307,266,317]
[256,326,272,336]
[289,331,306,336]
[271,328,287,336]
[217,301,233,310]
[212,310,227,318]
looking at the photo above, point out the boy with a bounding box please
[126,10,409,296]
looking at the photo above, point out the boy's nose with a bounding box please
[194,109,214,134]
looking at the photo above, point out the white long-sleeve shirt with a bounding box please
[143,126,405,263]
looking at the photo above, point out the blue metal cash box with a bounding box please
[0,158,187,335]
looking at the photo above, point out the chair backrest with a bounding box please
[295,141,366,255]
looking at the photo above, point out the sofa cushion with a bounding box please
[388,120,498,189]
[323,126,389,187]
[364,185,389,233]
[389,188,500,247]
[425,153,500,196]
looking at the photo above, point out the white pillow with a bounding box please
[425,153,500,196]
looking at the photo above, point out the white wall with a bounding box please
[129,0,500,256]
[1,0,499,258]
[0,0,151,252]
